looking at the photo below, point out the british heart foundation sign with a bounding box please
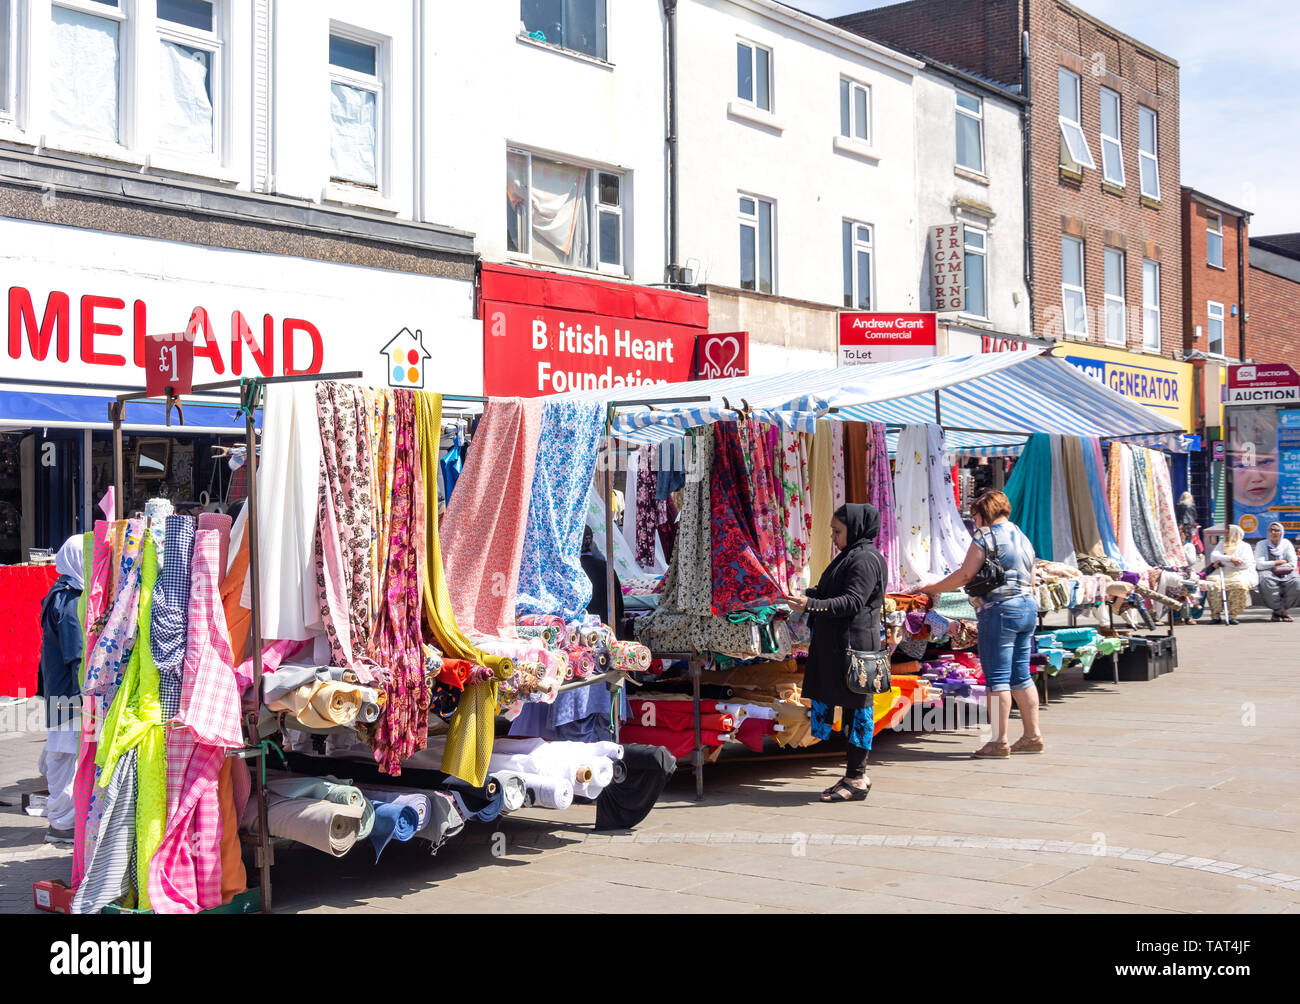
[696,332,749,379]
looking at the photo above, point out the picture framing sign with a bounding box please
[930,223,965,313]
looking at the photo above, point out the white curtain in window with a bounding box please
[529,159,589,267]
[330,81,377,186]
[49,6,120,142]
[158,41,214,155]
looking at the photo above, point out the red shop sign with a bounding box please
[696,332,748,379]
[144,331,195,397]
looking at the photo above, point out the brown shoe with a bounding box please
[1010,735,1045,754]
[973,741,1011,758]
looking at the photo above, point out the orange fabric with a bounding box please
[221,526,251,665]
[217,758,246,904]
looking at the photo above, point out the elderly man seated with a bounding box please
[1255,522,1300,622]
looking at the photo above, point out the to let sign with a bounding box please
[144,331,194,397]
[1226,363,1300,405]
[930,223,965,312]
[837,312,937,366]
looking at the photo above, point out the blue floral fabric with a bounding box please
[810,699,873,750]
[515,400,606,620]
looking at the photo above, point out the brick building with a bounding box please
[1247,235,1300,364]
[1181,188,1250,361]
[834,0,1184,358]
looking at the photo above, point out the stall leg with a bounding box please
[691,657,703,800]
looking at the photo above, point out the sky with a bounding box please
[793,0,1299,236]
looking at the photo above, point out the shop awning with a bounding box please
[0,387,255,435]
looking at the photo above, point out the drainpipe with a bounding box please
[1236,215,1247,361]
[664,0,680,285]
[1020,25,1036,337]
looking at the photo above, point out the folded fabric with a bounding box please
[271,680,366,728]
[617,725,726,758]
[368,801,421,861]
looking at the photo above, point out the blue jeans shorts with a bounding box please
[976,593,1038,694]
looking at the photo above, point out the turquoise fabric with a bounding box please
[1005,434,1054,560]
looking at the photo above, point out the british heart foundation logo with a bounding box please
[381,328,430,389]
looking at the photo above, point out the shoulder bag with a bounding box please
[965,524,1007,599]
[845,550,892,696]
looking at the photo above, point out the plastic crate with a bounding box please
[1115,634,1177,682]
[33,879,76,914]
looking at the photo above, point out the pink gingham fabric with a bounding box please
[174,530,243,750]
[147,741,224,914]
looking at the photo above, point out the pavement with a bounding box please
[2,610,1299,914]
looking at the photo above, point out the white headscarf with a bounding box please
[55,534,84,590]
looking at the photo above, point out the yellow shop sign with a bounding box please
[1054,344,1194,432]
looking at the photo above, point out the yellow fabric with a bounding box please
[440,679,499,787]
[95,535,166,911]
[807,419,835,584]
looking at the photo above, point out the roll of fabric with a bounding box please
[266,775,373,839]
[607,640,651,673]
[145,498,173,559]
[197,512,233,595]
[275,680,364,729]
[260,796,364,857]
[519,771,574,810]
[495,773,528,813]
[366,790,431,832]
[588,741,624,761]
[516,624,560,648]
[368,801,420,861]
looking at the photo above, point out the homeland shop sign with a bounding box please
[1226,363,1300,406]
[837,312,937,365]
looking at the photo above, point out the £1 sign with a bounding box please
[144,331,195,397]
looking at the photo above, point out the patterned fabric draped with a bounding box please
[153,515,196,716]
[1107,443,1151,572]
[440,397,546,636]
[863,421,903,591]
[315,382,376,681]
[367,390,429,776]
[778,428,812,591]
[1082,436,1125,564]
[1128,447,1166,567]
[893,424,971,587]
[831,421,846,511]
[72,521,112,889]
[739,421,788,590]
[516,400,606,620]
[368,388,398,626]
[1146,449,1188,567]
[710,422,786,616]
[656,495,679,567]
[635,450,658,569]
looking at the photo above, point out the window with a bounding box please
[739,194,774,294]
[0,0,13,119]
[1143,261,1162,351]
[1060,236,1087,337]
[1207,212,1224,268]
[49,0,125,143]
[506,149,625,271]
[1104,247,1126,345]
[963,225,987,318]
[1206,300,1224,356]
[520,0,607,61]
[329,32,381,189]
[1099,87,1124,186]
[955,91,983,173]
[156,0,219,157]
[839,78,869,142]
[842,220,872,309]
[1138,105,1159,199]
[1057,67,1095,170]
[736,40,771,112]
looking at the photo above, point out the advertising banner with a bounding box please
[1227,405,1300,536]
[837,312,937,366]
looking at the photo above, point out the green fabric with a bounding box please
[94,536,166,912]
[1005,433,1055,562]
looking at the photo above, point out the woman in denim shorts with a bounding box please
[921,490,1043,758]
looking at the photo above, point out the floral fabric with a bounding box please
[711,422,786,616]
[72,521,113,889]
[1146,449,1188,567]
[1127,447,1166,568]
[779,429,812,590]
[635,450,658,569]
[893,424,971,587]
[740,422,788,591]
[516,400,606,620]
[831,421,846,512]
[862,421,903,591]
[368,388,397,625]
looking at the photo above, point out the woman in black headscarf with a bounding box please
[787,503,886,802]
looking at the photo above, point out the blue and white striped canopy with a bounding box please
[556,351,1185,448]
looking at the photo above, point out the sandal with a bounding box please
[973,741,1011,759]
[1010,735,1045,754]
[820,778,871,802]
[1282,614,1294,623]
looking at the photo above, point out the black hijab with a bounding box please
[814,503,880,590]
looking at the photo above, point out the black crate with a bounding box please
[1115,634,1177,681]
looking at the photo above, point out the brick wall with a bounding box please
[1247,265,1300,363]
[1025,0,1182,355]
[1181,191,1246,358]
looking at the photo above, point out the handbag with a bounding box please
[845,550,892,696]
[965,524,1007,599]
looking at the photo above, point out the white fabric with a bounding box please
[158,40,214,155]
[1210,540,1259,589]
[1113,446,1150,573]
[48,6,120,142]
[528,159,590,267]
[893,424,971,587]
[241,384,323,640]
[41,744,78,830]
[329,81,377,186]
[585,480,645,583]
[1048,435,1077,565]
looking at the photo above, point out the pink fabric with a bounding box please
[864,421,904,591]
[197,512,233,585]
[175,531,244,750]
[147,741,225,914]
[440,397,545,636]
[71,522,112,889]
[234,639,307,694]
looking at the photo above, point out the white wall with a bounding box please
[675,0,922,311]
[421,4,668,286]
[913,68,1030,339]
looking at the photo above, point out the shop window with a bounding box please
[1060,235,1087,337]
[1207,212,1224,268]
[1206,299,1224,356]
[963,225,987,319]
[737,39,771,111]
[1099,87,1124,186]
[739,194,774,294]
[840,78,869,142]
[1104,247,1126,345]
[1142,260,1162,351]
[0,0,14,120]
[157,0,220,157]
[1057,67,1095,170]
[507,148,626,271]
[955,91,983,173]
[842,220,872,309]
[1138,105,1160,199]
[328,31,382,189]
[49,0,125,143]
[520,0,607,61]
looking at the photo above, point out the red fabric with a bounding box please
[0,565,59,698]
[711,422,785,615]
[617,726,725,759]
[735,717,773,753]
[438,659,475,690]
[629,698,718,716]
